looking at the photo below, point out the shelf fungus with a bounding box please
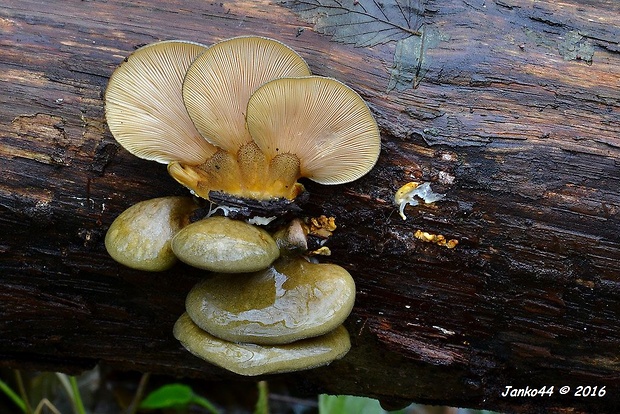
[174,313,351,376]
[175,257,354,375]
[105,197,196,271]
[105,36,380,205]
[171,216,280,273]
[104,36,380,375]
[184,258,355,345]
[394,182,445,220]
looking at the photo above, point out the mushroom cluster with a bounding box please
[105,36,380,202]
[175,246,356,376]
[103,36,381,375]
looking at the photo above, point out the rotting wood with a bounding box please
[1,1,619,413]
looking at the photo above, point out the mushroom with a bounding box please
[171,216,280,273]
[105,196,196,271]
[184,257,356,345]
[246,76,381,188]
[272,218,308,254]
[105,36,381,204]
[105,40,217,165]
[181,36,311,154]
[169,36,312,200]
[174,313,351,376]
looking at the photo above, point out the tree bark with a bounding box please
[1,1,619,413]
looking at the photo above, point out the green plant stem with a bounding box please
[0,377,27,413]
[126,372,150,414]
[254,381,269,414]
[14,370,33,414]
[69,376,86,414]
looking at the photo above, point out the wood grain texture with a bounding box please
[1,1,619,412]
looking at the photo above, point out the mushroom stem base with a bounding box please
[168,142,303,201]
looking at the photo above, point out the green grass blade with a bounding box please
[254,381,269,414]
[0,377,27,413]
[69,376,86,414]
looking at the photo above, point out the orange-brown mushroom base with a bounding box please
[168,141,304,201]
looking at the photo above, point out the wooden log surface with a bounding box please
[1,0,619,412]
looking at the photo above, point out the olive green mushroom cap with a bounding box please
[105,197,196,271]
[185,258,356,345]
[104,40,217,165]
[174,313,351,376]
[171,216,280,273]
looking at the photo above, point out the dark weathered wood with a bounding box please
[1,1,619,412]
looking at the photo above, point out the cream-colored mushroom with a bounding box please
[246,76,381,187]
[182,36,311,153]
[168,36,312,200]
[105,41,217,165]
[105,37,381,203]
[174,313,351,376]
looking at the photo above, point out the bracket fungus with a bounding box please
[104,36,382,375]
[184,258,356,345]
[105,40,214,165]
[174,313,351,376]
[105,35,380,204]
[105,197,196,271]
[175,257,355,375]
[171,216,280,273]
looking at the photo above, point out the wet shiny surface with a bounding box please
[105,196,195,271]
[173,312,351,376]
[185,258,356,344]
[171,216,279,273]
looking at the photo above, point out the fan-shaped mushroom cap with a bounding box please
[185,258,356,345]
[174,313,351,376]
[246,76,381,185]
[182,36,311,153]
[105,197,196,271]
[105,40,217,165]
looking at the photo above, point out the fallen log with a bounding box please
[1,1,619,412]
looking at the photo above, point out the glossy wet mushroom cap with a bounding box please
[185,257,356,345]
[171,216,280,273]
[174,313,351,376]
[105,40,217,165]
[105,196,196,271]
[246,76,381,185]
